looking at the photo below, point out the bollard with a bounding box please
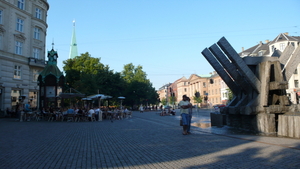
[20,111,24,122]
[98,111,103,121]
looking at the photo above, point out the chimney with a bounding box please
[260,41,263,45]
[265,40,269,43]
[284,32,289,35]
[242,47,244,52]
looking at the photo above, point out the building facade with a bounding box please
[0,0,49,114]
[240,33,300,104]
[157,72,227,108]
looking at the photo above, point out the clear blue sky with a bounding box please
[46,0,300,90]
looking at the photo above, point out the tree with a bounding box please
[63,55,158,109]
[63,52,126,97]
[161,97,167,106]
[227,88,234,102]
[193,90,202,110]
[121,63,158,109]
[169,96,177,108]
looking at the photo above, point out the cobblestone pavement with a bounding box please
[1,110,300,169]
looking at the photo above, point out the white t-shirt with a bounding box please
[88,109,95,117]
[178,100,190,114]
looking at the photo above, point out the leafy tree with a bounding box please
[161,97,167,106]
[193,90,202,109]
[227,88,234,102]
[169,96,177,107]
[63,54,158,109]
[121,63,158,108]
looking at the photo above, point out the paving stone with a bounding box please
[0,109,300,168]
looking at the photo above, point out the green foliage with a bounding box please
[121,63,158,108]
[193,90,202,104]
[63,54,158,109]
[169,96,177,106]
[227,88,234,101]
[161,97,167,105]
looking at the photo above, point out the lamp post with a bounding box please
[118,96,125,110]
[165,86,168,106]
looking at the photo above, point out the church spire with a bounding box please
[69,20,78,59]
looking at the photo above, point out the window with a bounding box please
[16,18,24,32]
[35,8,42,19]
[0,10,3,24]
[203,91,206,95]
[203,82,206,88]
[33,48,40,59]
[258,51,263,56]
[32,69,39,82]
[14,65,21,79]
[18,0,25,10]
[280,43,285,51]
[34,27,40,40]
[15,41,23,55]
[295,80,299,88]
[294,69,298,74]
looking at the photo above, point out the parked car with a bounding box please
[213,104,226,108]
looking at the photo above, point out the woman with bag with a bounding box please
[186,97,193,134]
[178,95,191,135]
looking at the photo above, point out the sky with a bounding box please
[46,0,300,90]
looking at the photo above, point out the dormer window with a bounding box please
[280,43,285,51]
[258,51,263,56]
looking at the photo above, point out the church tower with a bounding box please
[69,20,78,59]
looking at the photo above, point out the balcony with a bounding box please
[28,58,46,68]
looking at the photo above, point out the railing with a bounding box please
[28,58,47,67]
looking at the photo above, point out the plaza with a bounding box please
[1,109,300,169]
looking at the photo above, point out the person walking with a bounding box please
[187,97,193,134]
[139,105,144,113]
[178,95,191,135]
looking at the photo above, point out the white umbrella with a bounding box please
[86,94,112,121]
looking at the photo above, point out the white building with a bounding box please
[0,0,49,114]
[240,33,300,104]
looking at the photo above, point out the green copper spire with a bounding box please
[69,20,78,59]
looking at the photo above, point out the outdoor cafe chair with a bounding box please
[66,114,74,122]
[91,113,96,122]
[118,112,124,120]
[35,112,43,121]
[127,111,132,118]
[48,113,55,122]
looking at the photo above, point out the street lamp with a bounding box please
[165,86,168,106]
[118,96,125,110]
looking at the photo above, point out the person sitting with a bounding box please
[87,108,95,121]
[24,102,31,113]
[160,110,166,116]
[170,109,176,116]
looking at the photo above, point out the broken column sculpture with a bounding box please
[202,37,300,138]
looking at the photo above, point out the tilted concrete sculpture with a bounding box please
[202,37,300,138]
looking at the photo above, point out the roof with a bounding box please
[270,33,300,44]
[198,74,212,78]
[39,49,64,82]
[239,33,300,57]
[39,64,63,79]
